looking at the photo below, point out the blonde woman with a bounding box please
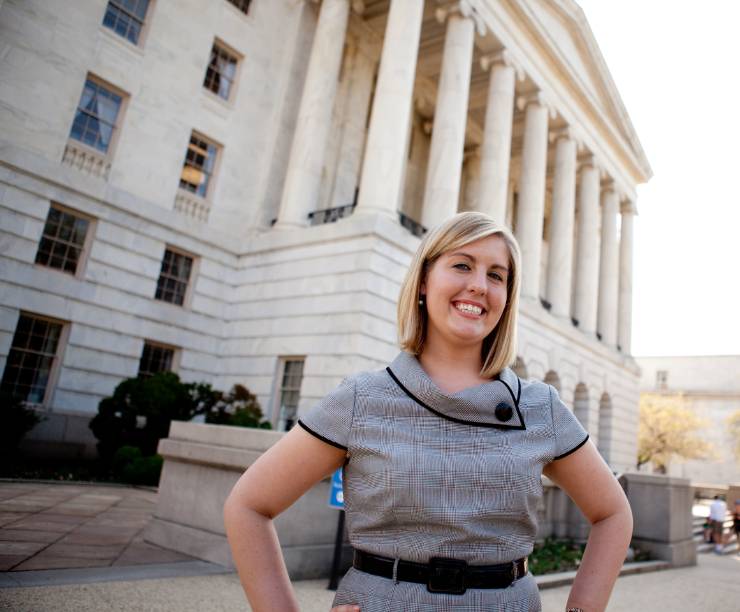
[224,212,632,611]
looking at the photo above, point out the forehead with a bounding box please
[443,234,510,266]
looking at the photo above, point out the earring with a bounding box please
[418,295,425,307]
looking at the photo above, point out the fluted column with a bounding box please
[421,4,476,230]
[515,92,550,300]
[597,182,620,346]
[618,199,637,353]
[477,51,517,224]
[275,0,350,228]
[573,156,601,334]
[545,128,578,318]
[355,0,425,218]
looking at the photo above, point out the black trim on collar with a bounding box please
[386,367,526,430]
[297,420,348,451]
[553,434,589,460]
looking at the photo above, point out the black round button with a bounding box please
[494,402,513,422]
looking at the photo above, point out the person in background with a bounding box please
[733,499,740,554]
[709,494,728,554]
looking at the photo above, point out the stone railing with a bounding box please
[174,189,211,222]
[61,141,111,179]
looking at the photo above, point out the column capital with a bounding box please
[516,90,556,118]
[480,49,525,81]
[620,199,638,216]
[549,125,581,148]
[578,154,612,182]
[435,0,486,35]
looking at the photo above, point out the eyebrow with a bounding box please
[449,251,509,271]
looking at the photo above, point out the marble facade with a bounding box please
[0,0,651,473]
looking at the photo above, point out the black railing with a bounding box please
[307,202,356,226]
[398,212,427,237]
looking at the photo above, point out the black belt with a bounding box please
[353,550,528,595]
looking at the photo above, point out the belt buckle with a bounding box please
[427,557,468,595]
[512,560,519,581]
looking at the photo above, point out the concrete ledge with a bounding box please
[157,438,262,472]
[144,516,233,568]
[535,560,671,590]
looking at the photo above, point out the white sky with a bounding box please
[575,0,740,357]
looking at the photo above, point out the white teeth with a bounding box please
[455,302,482,315]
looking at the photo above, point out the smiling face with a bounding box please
[420,234,511,355]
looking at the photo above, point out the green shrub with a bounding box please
[89,372,220,462]
[0,391,43,451]
[205,384,271,429]
[529,537,585,575]
[112,445,162,486]
[121,454,163,486]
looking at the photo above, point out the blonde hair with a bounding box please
[397,211,521,378]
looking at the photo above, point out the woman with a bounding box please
[224,212,633,611]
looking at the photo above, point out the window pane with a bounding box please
[1,315,62,404]
[69,79,122,153]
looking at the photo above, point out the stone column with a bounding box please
[573,156,601,334]
[597,182,620,346]
[514,92,550,300]
[355,0,425,218]
[420,4,476,230]
[275,0,350,228]
[618,199,637,353]
[477,51,517,224]
[545,128,578,318]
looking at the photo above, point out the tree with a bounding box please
[726,410,740,462]
[637,392,715,473]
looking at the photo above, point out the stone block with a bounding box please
[622,472,696,566]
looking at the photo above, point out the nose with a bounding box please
[468,270,487,295]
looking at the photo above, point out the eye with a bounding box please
[488,271,505,282]
[453,262,471,271]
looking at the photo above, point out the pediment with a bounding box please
[520,0,651,179]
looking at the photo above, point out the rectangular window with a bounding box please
[203,41,239,100]
[102,0,151,45]
[277,358,304,431]
[226,0,252,15]
[1,314,64,404]
[656,370,668,389]
[138,341,175,377]
[155,248,194,306]
[179,133,219,198]
[69,78,124,154]
[35,205,91,275]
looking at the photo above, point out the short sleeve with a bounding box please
[549,385,589,460]
[297,376,356,451]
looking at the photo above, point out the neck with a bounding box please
[419,335,484,379]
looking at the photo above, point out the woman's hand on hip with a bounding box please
[331,606,360,612]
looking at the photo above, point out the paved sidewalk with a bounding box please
[0,481,194,571]
[1,552,738,611]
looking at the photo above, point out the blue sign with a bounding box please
[328,468,344,509]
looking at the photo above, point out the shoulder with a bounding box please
[517,377,554,407]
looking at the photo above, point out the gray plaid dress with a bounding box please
[299,351,588,611]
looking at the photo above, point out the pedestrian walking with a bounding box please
[224,212,633,611]
[709,495,727,554]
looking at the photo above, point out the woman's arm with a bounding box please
[543,440,633,612]
[224,426,347,612]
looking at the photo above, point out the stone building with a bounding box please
[637,355,740,485]
[0,0,650,472]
